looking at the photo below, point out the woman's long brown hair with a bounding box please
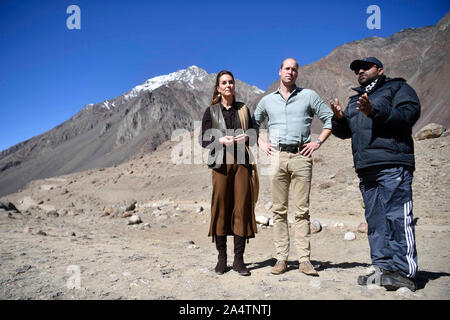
[211,70,235,105]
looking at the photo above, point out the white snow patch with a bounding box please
[123,65,208,100]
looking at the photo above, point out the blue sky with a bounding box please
[0,0,448,152]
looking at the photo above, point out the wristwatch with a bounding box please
[316,138,322,145]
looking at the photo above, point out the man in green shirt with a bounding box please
[253,58,333,276]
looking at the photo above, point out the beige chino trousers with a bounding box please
[270,151,313,262]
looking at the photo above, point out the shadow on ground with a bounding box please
[247,258,371,272]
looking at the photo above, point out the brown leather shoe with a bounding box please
[299,261,319,276]
[271,260,287,275]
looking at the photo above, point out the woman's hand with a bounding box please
[219,136,235,146]
[234,133,247,144]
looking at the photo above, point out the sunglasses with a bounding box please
[355,64,377,74]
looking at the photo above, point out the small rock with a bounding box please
[317,182,331,190]
[344,232,356,241]
[36,230,47,236]
[334,222,345,228]
[46,210,59,217]
[310,219,322,233]
[125,200,137,212]
[15,265,32,275]
[357,222,368,233]
[23,227,33,234]
[128,215,142,225]
[259,281,272,292]
[139,223,151,230]
[196,206,204,213]
[256,216,269,226]
[122,211,133,218]
[430,160,441,167]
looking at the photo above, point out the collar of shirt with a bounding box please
[274,86,303,100]
[220,103,236,112]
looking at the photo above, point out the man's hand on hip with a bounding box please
[258,138,276,156]
[300,141,320,157]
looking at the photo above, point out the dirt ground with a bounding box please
[1,134,449,300]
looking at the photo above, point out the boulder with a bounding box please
[414,123,447,140]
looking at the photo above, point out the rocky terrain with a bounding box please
[1,128,448,300]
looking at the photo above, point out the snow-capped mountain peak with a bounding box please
[123,65,208,100]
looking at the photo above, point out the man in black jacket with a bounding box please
[330,57,420,292]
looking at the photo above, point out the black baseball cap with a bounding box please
[350,57,383,72]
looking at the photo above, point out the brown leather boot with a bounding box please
[232,235,250,276]
[299,261,319,276]
[215,236,227,275]
[271,260,288,275]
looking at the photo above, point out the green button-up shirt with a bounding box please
[252,87,333,145]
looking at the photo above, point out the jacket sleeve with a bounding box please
[198,107,216,149]
[368,82,421,128]
[331,105,352,139]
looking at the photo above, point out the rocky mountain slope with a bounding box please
[262,12,450,134]
[0,66,263,196]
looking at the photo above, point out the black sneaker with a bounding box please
[381,271,416,292]
[357,266,384,286]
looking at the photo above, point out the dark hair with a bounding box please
[211,70,235,105]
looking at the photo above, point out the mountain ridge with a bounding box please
[0,66,263,196]
[260,12,449,134]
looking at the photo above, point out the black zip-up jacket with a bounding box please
[332,75,421,172]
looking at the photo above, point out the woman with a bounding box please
[199,70,257,276]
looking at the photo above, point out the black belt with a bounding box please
[278,143,305,153]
